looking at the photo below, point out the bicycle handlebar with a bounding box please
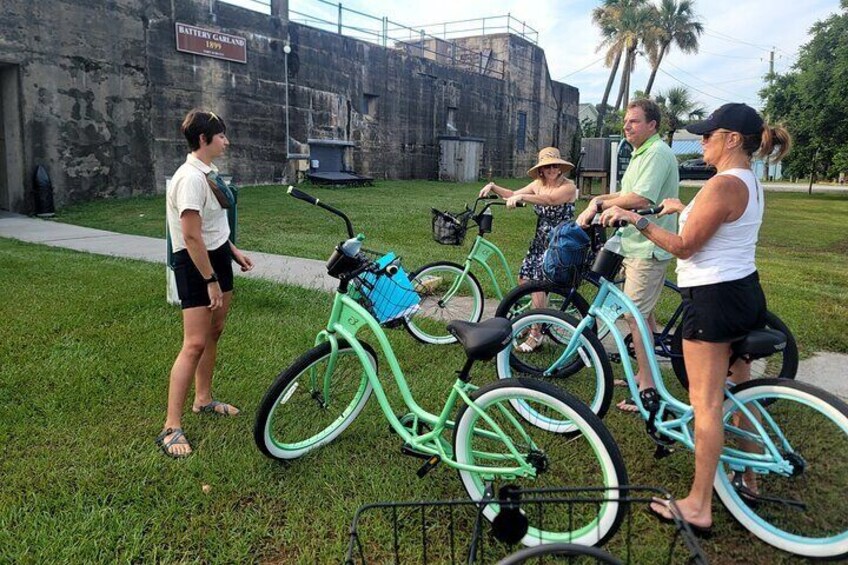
[614,204,664,227]
[593,204,664,228]
[287,185,355,238]
[288,186,318,205]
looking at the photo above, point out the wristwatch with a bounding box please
[635,216,650,231]
[203,272,219,284]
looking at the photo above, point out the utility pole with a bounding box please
[762,48,775,181]
[769,48,775,80]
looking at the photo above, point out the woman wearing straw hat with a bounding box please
[479,147,576,352]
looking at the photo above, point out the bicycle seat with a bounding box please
[447,317,513,361]
[732,328,786,361]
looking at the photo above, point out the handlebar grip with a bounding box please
[635,204,664,216]
[612,219,629,228]
[287,186,319,205]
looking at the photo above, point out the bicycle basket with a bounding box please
[431,208,472,245]
[344,486,708,564]
[350,251,421,325]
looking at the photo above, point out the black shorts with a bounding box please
[172,242,234,310]
[680,271,767,343]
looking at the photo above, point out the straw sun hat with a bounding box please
[527,147,574,179]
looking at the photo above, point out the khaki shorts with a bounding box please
[621,257,671,319]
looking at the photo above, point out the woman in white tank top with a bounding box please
[598,103,791,532]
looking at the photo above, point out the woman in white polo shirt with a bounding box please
[600,103,791,533]
[156,109,254,458]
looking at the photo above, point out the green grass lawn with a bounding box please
[4,238,844,564]
[4,181,848,563]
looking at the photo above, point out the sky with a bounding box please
[225,0,841,113]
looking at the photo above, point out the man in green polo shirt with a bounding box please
[576,98,679,411]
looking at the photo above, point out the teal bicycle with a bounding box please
[503,220,848,559]
[254,188,629,547]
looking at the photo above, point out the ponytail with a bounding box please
[743,124,791,162]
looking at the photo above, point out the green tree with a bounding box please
[644,0,704,96]
[592,0,651,135]
[762,1,848,180]
[655,87,705,145]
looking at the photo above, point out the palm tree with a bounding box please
[643,0,704,97]
[612,3,655,112]
[655,86,705,145]
[592,0,650,135]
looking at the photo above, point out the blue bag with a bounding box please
[358,252,421,323]
[542,221,590,286]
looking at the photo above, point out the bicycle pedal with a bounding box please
[416,455,441,478]
[653,444,675,459]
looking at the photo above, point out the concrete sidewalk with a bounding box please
[0,211,337,292]
[1,211,846,399]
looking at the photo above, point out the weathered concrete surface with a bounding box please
[0,0,154,211]
[1,0,579,213]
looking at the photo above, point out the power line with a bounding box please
[661,58,763,100]
[653,65,760,106]
[703,27,772,52]
[556,55,607,80]
[697,48,763,61]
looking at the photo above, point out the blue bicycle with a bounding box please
[495,229,848,559]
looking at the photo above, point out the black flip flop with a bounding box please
[647,498,712,538]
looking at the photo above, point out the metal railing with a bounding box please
[287,0,541,80]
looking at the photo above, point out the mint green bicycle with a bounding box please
[508,220,848,559]
[254,188,629,547]
[404,196,518,344]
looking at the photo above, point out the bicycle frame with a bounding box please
[460,234,515,300]
[549,277,802,477]
[312,287,539,479]
[579,274,683,360]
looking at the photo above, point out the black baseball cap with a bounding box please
[686,103,764,136]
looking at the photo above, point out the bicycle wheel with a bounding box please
[495,280,593,330]
[496,543,623,565]
[453,378,628,547]
[497,309,613,421]
[254,340,376,460]
[404,261,484,345]
[671,310,799,390]
[714,379,848,559]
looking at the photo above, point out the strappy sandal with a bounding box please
[192,399,240,416]
[517,334,546,353]
[155,427,192,458]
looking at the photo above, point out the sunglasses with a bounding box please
[702,129,733,141]
[540,164,560,170]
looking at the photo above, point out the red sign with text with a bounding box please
[175,23,247,64]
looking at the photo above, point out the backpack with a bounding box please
[542,220,590,286]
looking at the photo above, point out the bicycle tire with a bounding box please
[497,309,614,422]
[495,543,623,565]
[404,261,484,345]
[713,378,848,559]
[254,340,376,460]
[495,279,593,331]
[453,378,628,547]
[670,310,799,389]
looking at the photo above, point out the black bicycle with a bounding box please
[495,213,799,389]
